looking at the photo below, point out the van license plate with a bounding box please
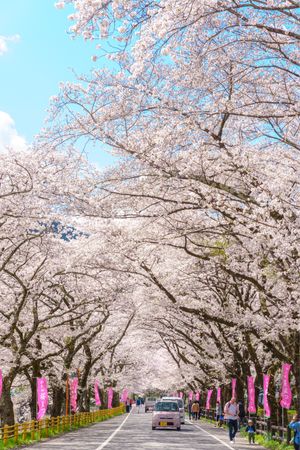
[160,421,167,426]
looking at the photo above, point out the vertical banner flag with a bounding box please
[189,391,193,401]
[94,380,101,406]
[280,363,292,409]
[206,389,213,410]
[121,389,128,403]
[37,377,48,420]
[179,392,183,399]
[107,387,113,409]
[247,376,256,414]
[70,378,78,412]
[0,369,2,399]
[195,391,200,401]
[217,387,221,403]
[232,378,237,398]
[263,374,271,417]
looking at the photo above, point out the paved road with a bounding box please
[23,407,259,449]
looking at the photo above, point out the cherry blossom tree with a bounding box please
[48,0,300,412]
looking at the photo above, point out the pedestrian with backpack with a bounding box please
[224,397,239,443]
[289,414,300,450]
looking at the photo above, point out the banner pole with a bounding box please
[35,377,38,421]
[66,374,69,416]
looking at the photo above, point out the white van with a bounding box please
[145,397,157,412]
[161,397,185,424]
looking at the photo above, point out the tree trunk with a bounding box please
[293,331,300,414]
[29,378,37,420]
[78,359,91,412]
[0,378,15,425]
[78,386,91,412]
[112,390,120,408]
[51,385,64,417]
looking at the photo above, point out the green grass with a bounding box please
[240,428,294,450]
[199,417,294,450]
[0,410,124,449]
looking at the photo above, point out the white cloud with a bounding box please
[0,34,20,56]
[0,111,27,152]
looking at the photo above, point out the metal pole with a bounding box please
[66,375,69,416]
[35,377,38,421]
[281,406,284,442]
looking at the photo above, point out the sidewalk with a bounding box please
[189,419,266,450]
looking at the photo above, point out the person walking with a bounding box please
[136,397,142,413]
[238,400,246,428]
[245,419,256,444]
[191,401,199,420]
[215,402,223,427]
[188,400,192,420]
[224,397,239,443]
[289,414,300,450]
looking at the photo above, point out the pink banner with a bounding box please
[70,378,78,413]
[188,391,193,401]
[206,389,213,410]
[247,376,256,413]
[195,391,200,401]
[217,387,221,403]
[107,387,113,409]
[121,389,128,403]
[232,378,237,398]
[263,374,271,417]
[0,369,2,399]
[179,392,183,399]
[94,380,101,406]
[280,363,292,409]
[37,377,48,420]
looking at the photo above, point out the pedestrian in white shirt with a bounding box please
[224,397,239,443]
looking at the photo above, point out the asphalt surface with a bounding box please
[23,407,263,449]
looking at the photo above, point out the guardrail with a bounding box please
[255,419,291,444]
[0,405,125,447]
[199,408,292,445]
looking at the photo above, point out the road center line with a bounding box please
[95,409,132,450]
[187,420,235,450]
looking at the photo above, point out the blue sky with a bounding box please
[0,0,115,167]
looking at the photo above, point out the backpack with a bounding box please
[224,401,238,417]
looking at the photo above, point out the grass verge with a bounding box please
[0,411,124,449]
[199,417,294,450]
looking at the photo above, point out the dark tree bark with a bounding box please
[50,385,64,417]
[0,377,15,425]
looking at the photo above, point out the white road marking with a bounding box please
[187,420,235,450]
[95,409,132,450]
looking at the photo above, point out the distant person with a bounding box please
[126,398,131,413]
[245,419,256,444]
[196,401,201,420]
[224,397,239,443]
[238,400,246,428]
[215,402,223,427]
[188,400,192,420]
[136,397,142,413]
[289,414,300,450]
[191,401,199,420]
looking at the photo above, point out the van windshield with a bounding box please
[155,402,179,412]
[162,398,183,408]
